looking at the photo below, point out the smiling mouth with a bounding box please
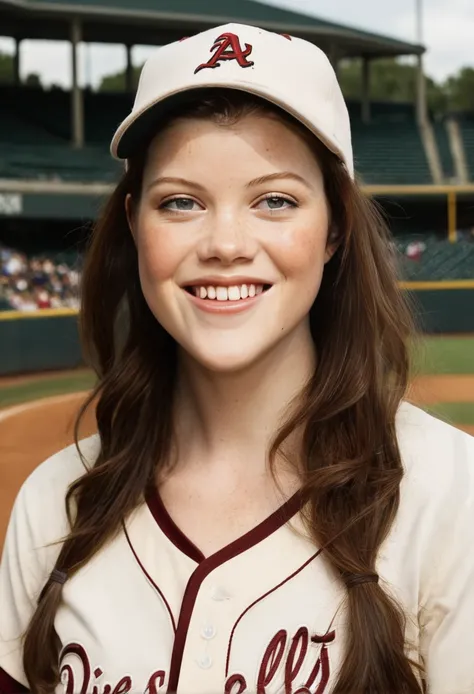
[184,283,272,301]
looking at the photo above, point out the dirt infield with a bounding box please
[0,392,96,549]
[0,368,92,388]
[409,375,474,404]
[0,375,473,550]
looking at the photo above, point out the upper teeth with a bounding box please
[192,284,265,301]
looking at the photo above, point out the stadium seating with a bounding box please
[395,233,474,281]
[0,86,131,144]
[3,88,473,188]
[0,87,124,182]
[0,86,440,185]
[0,86,127,182]
[352,121,432,184]
[0,143,120,182]
[0,86,68,143]
[0,99,62,145]
[84,90,133,144]
[433,119,455,182]
[459,115,474,180]
[347,101,432,185]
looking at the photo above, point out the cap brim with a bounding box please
[113,88,208,159]
[111,85,347,172]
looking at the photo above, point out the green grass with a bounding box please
[0,371,96,409]
[0,335,473,410]
[412,336,474,375]
[423,401,474,425]
[412,335,474,425]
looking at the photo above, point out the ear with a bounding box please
[324,224,340,264]
[125,193,137,243]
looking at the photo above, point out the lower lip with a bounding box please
[184,290,266,314]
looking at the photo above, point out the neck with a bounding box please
[173,324,316,476]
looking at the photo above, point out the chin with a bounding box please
[194,352,263,374]
[181,341,269,374]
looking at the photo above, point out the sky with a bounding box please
[0,0,472,89]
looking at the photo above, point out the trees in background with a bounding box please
[0,52,14,82]
[96,57,474,114]
[0,51,41,87]
[337,58,474,113]
[337,58,448,114]
[443,67,474,112]
[1,49,474,114]
[99,65,140,92]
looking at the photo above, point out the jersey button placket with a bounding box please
[194,584,229,672]
[197,622,217,670]
[201,623,217,640]
[196,653,213,670]
[210,584,232,601]
[189,582,232,682]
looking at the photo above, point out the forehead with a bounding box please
[142,113,323,183]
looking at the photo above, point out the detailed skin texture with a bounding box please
[127,113,333,374]
[125,113,336,556]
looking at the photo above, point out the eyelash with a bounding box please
[158,196,197,213]
[258,194,298,211]
[158,193,298,213]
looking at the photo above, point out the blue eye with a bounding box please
[160,197,200,212]
[259,195,296,211]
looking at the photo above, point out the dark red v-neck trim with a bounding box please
[144,486,306,694]
[145,486,305,566]
[0,667,28,693]
[146,489,205,563]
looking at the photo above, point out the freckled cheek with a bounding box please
[136,225,189,283]
[267,219,329,278]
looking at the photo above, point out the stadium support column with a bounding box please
[416,52,443,184]
[448,190,457,243]
[13,39,21,85]
[71,18,84,149]
[415,0,426,124]
[361,57,371,124]
[126,45,134,91]
[416,54,428,126]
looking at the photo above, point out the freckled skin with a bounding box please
[127,114,334,373]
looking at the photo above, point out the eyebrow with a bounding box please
[146,176,207,193]
[146,171,311,193]
[246,172,312,189]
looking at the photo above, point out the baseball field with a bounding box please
[0,334,473,548]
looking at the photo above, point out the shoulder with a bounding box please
[395,401,474,520]
[9,434,100,552]
[0,437,100,683]
[21,434,100,496]
[0,435,101,651]
[396,401,473,482]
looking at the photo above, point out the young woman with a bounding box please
[1,23,473,694]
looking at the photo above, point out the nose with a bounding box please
[197,212,258,265]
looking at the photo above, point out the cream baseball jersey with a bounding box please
[1,403,474,694]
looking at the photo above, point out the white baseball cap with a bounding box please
[110,23,353,178]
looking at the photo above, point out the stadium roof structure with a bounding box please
[1,0,424,58]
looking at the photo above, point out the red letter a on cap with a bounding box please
[195,32,254,74]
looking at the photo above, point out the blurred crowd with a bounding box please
[0,245,81,311]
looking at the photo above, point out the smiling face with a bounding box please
[127,111,334,373]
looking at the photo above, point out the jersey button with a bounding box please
[197,654,213,670]
[201,624,217,640]
[210,585,232,601]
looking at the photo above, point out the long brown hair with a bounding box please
[23,90,422,693]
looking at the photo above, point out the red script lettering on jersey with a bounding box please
[58,626,335,693]
[59,644,166,694]
[225,626,335,693]
[194,33,254,74]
